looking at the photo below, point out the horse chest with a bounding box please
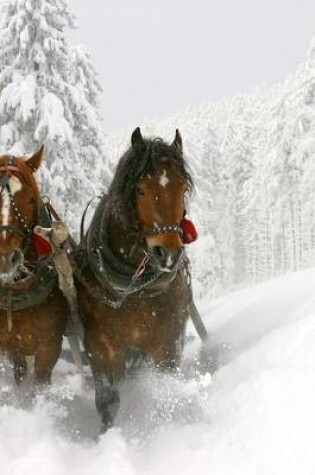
[88,277,189,348]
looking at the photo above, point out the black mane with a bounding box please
[106,137,193,229]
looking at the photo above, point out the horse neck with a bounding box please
[87,195,143,266]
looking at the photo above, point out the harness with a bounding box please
[72,193,209,346]
[0,262,57,310]
[72,194,185,309]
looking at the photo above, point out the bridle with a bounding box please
[0,155,36,252]
[144,223,183,237]
[0,155,57,331]
[136,172,185,239]
[73,188,188,310]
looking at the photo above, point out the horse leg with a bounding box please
[150,345,182,372]
[155,327,186,372]
[11,352,28,385]
[34,337,62,387]
[93,370,120,432]
[85,338,123,432]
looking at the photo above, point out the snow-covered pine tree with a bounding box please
[0,0,108,232]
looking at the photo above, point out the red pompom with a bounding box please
[180,216,198,244]
[31,233,52,256]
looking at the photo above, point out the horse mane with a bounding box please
[106,137,194,229]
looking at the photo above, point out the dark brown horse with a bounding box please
[74,128,194,430]
[0,148,68,387]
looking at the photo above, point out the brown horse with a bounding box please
[74,128,194,431]
[0,148,68,388]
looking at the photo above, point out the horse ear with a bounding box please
[171,129,183,153]
[131,127,145,151]
[26,145,44,172]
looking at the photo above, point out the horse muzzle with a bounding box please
[148,245,184,273]
[0,249,24,282]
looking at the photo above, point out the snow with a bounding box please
[2,267,315,474]
[2,2,315,473]
[35,93,73,144]
[0,73,37,122]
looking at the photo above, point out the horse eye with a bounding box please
[136,188,145,197]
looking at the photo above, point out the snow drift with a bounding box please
[1,267,315,475]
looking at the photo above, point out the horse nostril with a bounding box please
[152,246,166,261]
[10,250,22,266]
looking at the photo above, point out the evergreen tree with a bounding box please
[0,0,107,232]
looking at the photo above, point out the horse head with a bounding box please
[0,147,44,283]
[116,127,193,273]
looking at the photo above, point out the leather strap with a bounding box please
[0,261,57,312]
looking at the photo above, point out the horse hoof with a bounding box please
[100,419,113,435]
[95,387,120,430]
[93,423,111,441]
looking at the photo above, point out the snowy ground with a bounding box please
[2,267,315,474]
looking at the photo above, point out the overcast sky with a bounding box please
[71,0,315,132]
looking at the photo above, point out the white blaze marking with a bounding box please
[1,176,22,239]
[1,188,10,239]
[159,169,169,187]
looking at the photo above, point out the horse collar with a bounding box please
[0,261,57,315]
[77,196,177,304]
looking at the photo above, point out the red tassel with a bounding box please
[180,216,198,244]
[31,233,52,256]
